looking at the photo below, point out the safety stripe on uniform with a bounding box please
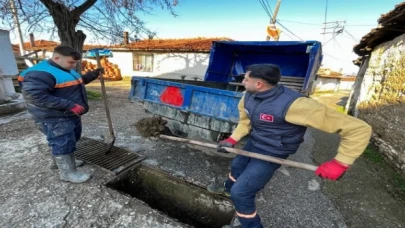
[18,76,24,81]
[55,78,83,88]
[229,173,236,182]
[236,211,257,218]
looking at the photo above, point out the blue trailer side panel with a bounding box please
[189,90,241,123]
[130,77,243,123]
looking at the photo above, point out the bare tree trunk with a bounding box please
[39,0,97,72]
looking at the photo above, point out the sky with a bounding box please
[7,0,403,74]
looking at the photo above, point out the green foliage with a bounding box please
[363,145,384,164]
[86,90,102,100]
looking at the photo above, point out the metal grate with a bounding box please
[75,137,145,175]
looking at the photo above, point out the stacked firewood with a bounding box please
[81,58,122,81]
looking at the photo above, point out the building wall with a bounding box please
[104,51,210,80]
[0,30,18,103]
[313,76,355,92]
[354,33,405,174]
[40,50,210,80]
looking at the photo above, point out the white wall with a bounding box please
[35,50,210,81]
[0,30,19,76]
[339,80,355,91]
[106,51,210,80]
[0,30,18,103]
[314,77,355,92]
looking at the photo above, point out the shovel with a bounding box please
[95,51,115,154]
[159,135,318,171]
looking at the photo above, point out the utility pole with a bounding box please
[10,0,25,56]
[321,1,346,44]
[266,0,282,41]
[321,21,346,35]
[10,0,32,67]
[323,0,328,42]
[271,0,281,24]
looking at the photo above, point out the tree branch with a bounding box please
[38,0,54,10]
[72,0,97,17]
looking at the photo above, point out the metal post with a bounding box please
[271,0,282,24]
[10,0,33,67]
[271,0,282,41]
[10,0,24,56]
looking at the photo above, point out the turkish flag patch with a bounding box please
[260,113,274,122]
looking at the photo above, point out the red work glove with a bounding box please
[217,137,237,153]
[315,159,349,181]
[70,104,85,116]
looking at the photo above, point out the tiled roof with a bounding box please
[113,37,233,51]
[353,2,405,57]
[14,37,233,53]
[12,40,59,55]
[12,44,20,55]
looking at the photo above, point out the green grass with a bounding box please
[363,145,384,164]
[336,106,345,113]
[393,173,405,192]
[363,145,405,200]
[87,90,102,100]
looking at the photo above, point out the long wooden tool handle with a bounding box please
[159,135,318,172]
[95,52,115,137]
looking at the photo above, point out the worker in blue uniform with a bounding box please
[208,64,372,228]
[19,45,103,183]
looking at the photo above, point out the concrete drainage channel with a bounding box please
[106,164,236,228]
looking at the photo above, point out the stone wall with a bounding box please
[359,104,405,173]
[356,33,405,173]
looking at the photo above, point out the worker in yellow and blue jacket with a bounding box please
[19,45,103,184]
[208,64,372,228]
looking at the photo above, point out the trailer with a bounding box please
[129,40,322,142]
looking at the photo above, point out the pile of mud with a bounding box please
[134,117,168,137]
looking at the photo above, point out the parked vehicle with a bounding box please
[129,40,322,142]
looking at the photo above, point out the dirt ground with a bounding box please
[1,78,405,228]
[310,90,405,227]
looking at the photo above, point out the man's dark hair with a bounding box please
[54,45,82,60]
[246,64,281,85]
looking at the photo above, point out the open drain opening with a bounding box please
[106,165,235,228]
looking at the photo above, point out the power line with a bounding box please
[277,19,321,26]
[280,29,295,40]
[344,30,359,42]
[277,19,375,27]
[264,0,274,17]
[259,0,272,19]
[323,35,335,46]
[333,37,344,53]
[341,34,358,41]
[276,21,304,41]
[321,21,346,35]
[323,30,342,46]
[345,24,376,27]
[323,53,350,63]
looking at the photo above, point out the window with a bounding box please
[133,53,154,72]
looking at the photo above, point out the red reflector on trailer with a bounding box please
[160,86,184,106]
